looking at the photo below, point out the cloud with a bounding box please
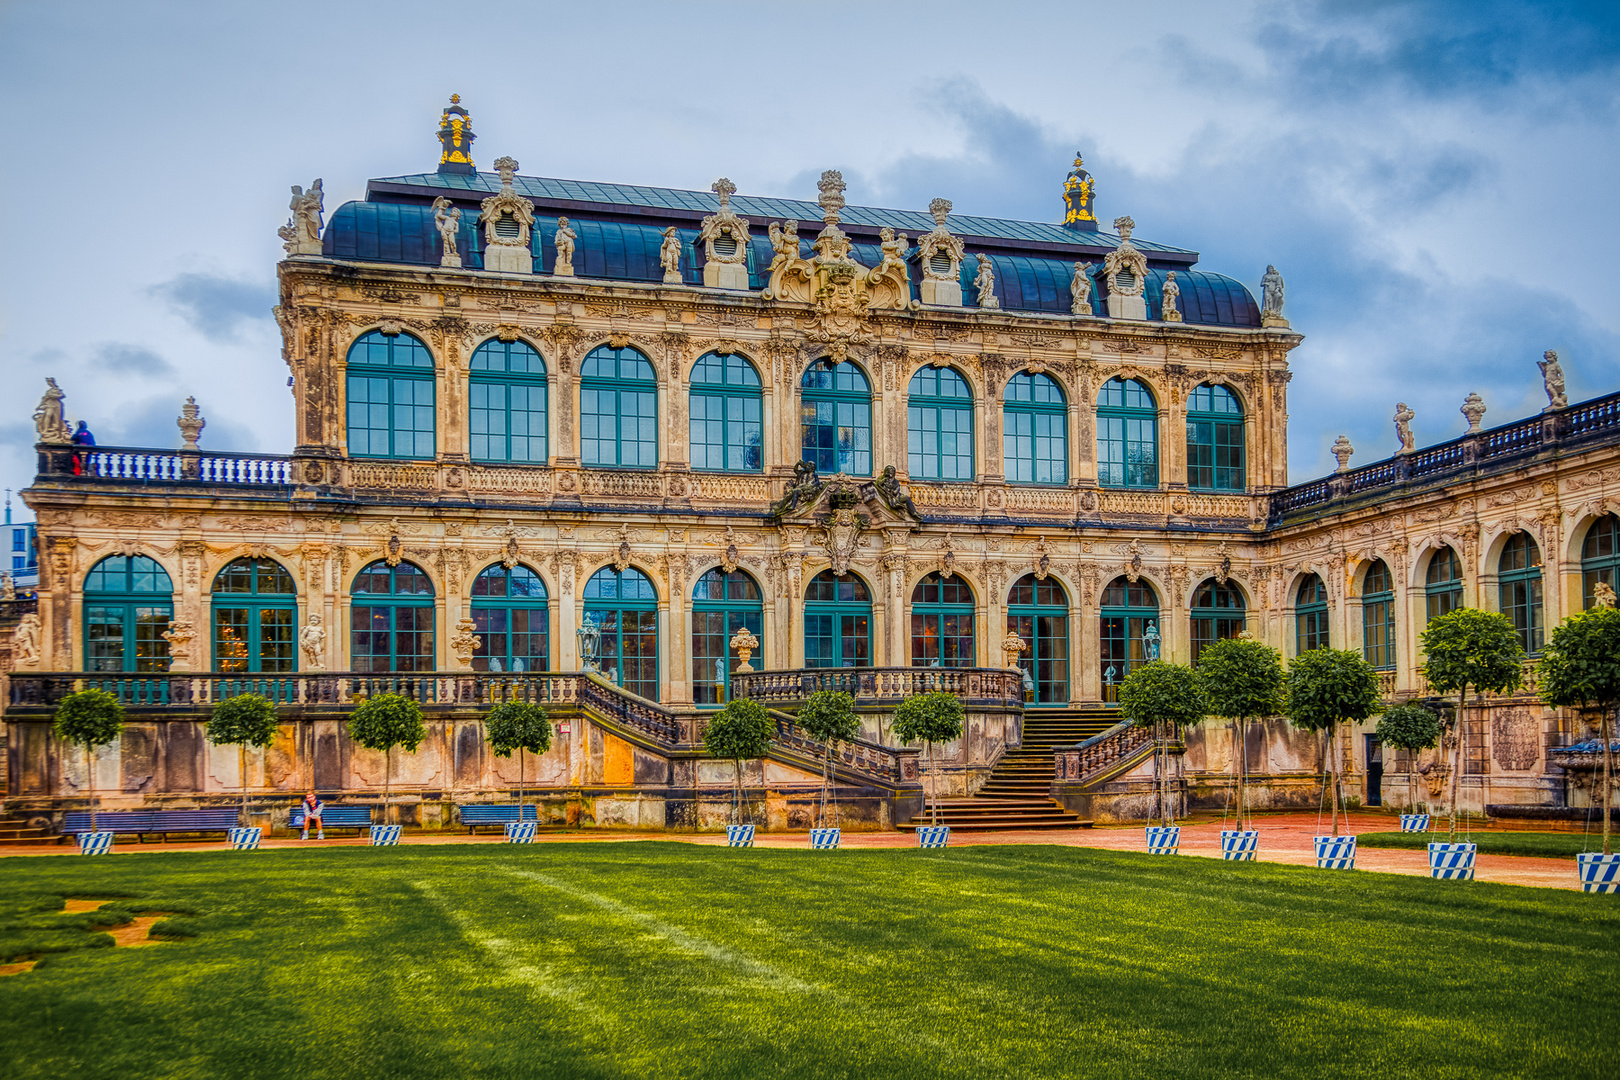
[150,272,275,342]
[86,342,173,378]
[96,395,256,452]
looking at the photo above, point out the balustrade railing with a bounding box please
[1053,719,1154,783]
[36,444,294,487]
[732,667,1024,707]
[7,671,585,710]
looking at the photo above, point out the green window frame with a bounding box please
[691,568,763,706]
[471,563,549,673]
[689,352,763,473]
[1295,574,1329,654]
[1191,580,1246,664]
[351,561,435,672]
[804,570,871,668]
[1008,573,1069,706]
[345,330,436,459]
[907,367,974,481]
[580,346,657,468]
[800,360,872,477]
[1003,372,1067,485]
[1098,377,1158,489]
[83,555,173,674]
[583,567,660,700]
[1581,514,1620,608]
[1100,577,1158,701]
[1362,560,1395,670]
[1499,534,1544,656]
[1186,383,1244,492]
[911,572,975,667]
[470,338,548,464]
[211,557,297,673]
[1425,546,1463,623]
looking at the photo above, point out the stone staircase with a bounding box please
[899,709,1118,832]
[0,815,55,847]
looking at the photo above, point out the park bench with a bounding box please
[288,805,377,835]
[62,808,240,842]
[457,804,539,834]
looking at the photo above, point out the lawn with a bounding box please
[0,843,1615,1080]
[1357,830,1612,858]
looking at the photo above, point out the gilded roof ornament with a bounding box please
[437,94,476,175]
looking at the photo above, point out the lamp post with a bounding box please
[576,614,601,675]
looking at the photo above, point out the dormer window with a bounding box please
[712,233,737,258]
[1114,270,1136,291]
[494,212,520,239]
[930,252,952,275]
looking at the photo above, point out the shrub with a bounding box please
[1285,649,1383,836]
[485,701,552,811]
[893,692,965,826]
[348,693,426,824]
[1420,608,1524,838]
[1538,606,1620,854]
[704,698,773,825]
[1118,661,1206,825]
[53,689,126,832]
[1198,638,1285,830]
[208,693,279,826]
[797,690,859,829]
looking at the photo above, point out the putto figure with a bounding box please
[1393,402,1416,454]
[1161,271,1182,322]
[432,196,462,267]
[1539,349,1568,410]
[974,254,999,309]
[553,217,578,277]
[299,612,327,671]
[1069,262,1093,315]
[659,226,682,283]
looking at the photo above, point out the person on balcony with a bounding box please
[300,789,324,840]
[69,420,95,476]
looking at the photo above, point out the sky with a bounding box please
[1,0,1616,513]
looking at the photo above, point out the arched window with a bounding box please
[470,338,548,464]
[1499,534,1544,655]
[1581,514,1620,608]
[84,555,173,673]
[1191,580,1245,664]
[212,558,297,672]
[471,564,548,673]
[691,568,763,705]
[689,352,762,473]
[1097,377,1158,489]
[804,570,871,668]
[351,561,435,672]
[911,572,975,667]
[1425,547,1463,623]
[907,367,973,481]
[1003,372,1067,485]
[800,360,872,477]
[1296,574,1329,653]
[580,345,657,468]
[1100,577,1159,701]
[1362,560,1395,670]
[1186,384,1244,492]
[345,330,435,459]
[583,566,659,699]
[1008,574,1068,705]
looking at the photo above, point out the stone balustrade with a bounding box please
[732,666,1025,708]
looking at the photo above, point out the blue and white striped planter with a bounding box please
[76,831,114,856]
[1399,814,1430,833]
[809,828,841,850]
[916,825,951,849]
[1220,830,1259,861]
[1578,852,1620,894]
[1145,825,1180,855]
[505,822,537,844]
[369,824,402,846]
[725,824,755,848]
[1314,835,1357,870]
[1428,841,1476,881]
[228,827,262,851]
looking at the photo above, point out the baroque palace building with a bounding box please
[5,98,1619,831]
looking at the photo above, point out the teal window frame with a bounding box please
[1581,514,1620,608]
[1425,546,1463,624]
[1098,377,1159,489]
[345,330,436,460]
[470,338,549,464]
[580,346,658,469]
[83,555,173,674]
[1100,577,1159,702]
[583,567,660,699]
[1295,574,1329,654]
[691,568,763,706]
[907,367,974,482]
[1191,580,1246,664]
[804,570,872,668]
[351,561,436,673]
[1008,573,1069,706]
[1362,560,1395,670]
[211,557,297,673]
[1498,534,1544,656]
[1186,383,1245,492]
[470,563,549,673]
[1003,372,1068,485]
[800,360,873,477]
[689,352,763,473]
[911,572,975,667]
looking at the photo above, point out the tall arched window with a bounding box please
[1362,560,1395,670]
[212,558,297,672]
[351,561,435,672]
[583,566,659,699]
[804,570,871,668]
[907,367,973,481]
[1097,377,1158,489]
[1003,372,1067,485]
[471,564,549,673]
[911,572,974,667]
[580,345,657,468]
[1499,534,1544,655]
[470,338,548,464]
[1191,580,1245,664]
[1100,577,1159,701]
[345,330,436,459]
[689,352,763,473]
[1425,547,1463,623]
[84,555,173,673]
[800,360,872,477]
[1296,574,1329,653]
[1582,514,1620,608]
[691,568,763,705]
[1008,574,1068,705]
[1186,384,1244,492]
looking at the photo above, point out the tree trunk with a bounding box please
[519,748,525,818]
[87,744,96,833]
[1603,705,1615,857]
[733,758,743,826]
[1328,723,1339,836]
[239,744,248,828]
[1238,717,1249,830]
[385,745,393,827]
[1449,689,1467,841]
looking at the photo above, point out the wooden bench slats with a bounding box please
[457,804,539,834]
[289,806,376,832]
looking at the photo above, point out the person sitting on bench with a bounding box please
[300,790,324,840]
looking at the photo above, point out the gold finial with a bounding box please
[450,93,460,104]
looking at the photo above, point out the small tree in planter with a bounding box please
[485,701,552,819]
[53,689,126,833]
[1420,608,1524,840]
[1537,604,1620,855]
[703,697,773,825]
[1197,638,1285,831]
[347,693,427,826]
[1117,661,1207,825]
[1374,702,1443,815]
[796,689,859,829]
[208,693,279,826]
[892,691,965,826]
[1284,648,1383,836]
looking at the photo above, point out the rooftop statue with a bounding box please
[1061,153,1097,230]
[553,216,578,277]
[33,378,71,444]
[876,465,921,520]
[1331,434,1355,472]
[975,254,1000,309]
[1393,402,1416,454]
[659,226,683,284]
[768,459,824,518]
[278,179,324,256]
[1070,262,1094,315]
[1260,264,1288,328]
[432,196,462,268]
[1539,349,1568,411]
[1161,271,1182,322]
[1460,391,1487,433]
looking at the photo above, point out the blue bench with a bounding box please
[63,809,240,842]
[289,805,376,834]
[457,804,539,834]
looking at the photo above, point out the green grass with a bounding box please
[0,844,1615,1080]
[1356,831,1611,859]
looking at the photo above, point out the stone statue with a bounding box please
[1595,581,1617,609]
[161,619,197,671]
[1260,264,1286,326]
[1460,391,1487,433]
[1539,349,1568,410]
[874,227,910,283]
[1161,271,1182,322]
[768,459,824,517]
[659,226,682,283]
[1069,262,1093,315]
[974,254,1000,309]
[432,196,462,268]
[1143,622,1161,662]
[299,612,326,671]
[33,378,71,444]
[875,465,921,519]
[177,396,206,450]
[13,613,40,667]
[1331,435,1354,472]
[1393,402,1416,454]
[278,179,324,255]
[553,217,577,277]
[1,573,14,601]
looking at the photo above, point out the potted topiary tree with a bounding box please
[1284,648,1382,869]
[485,700,552,843]
[1536,601,1620,892]
[347,692,426,844]
[796,689,859,834]
[1197,638,1285,860]
[892,690,965,848]
[207,692,279,850]
[1117,660,1206,856]
[702,697,772,847]
[1374,702,1443,834]
[54,689,126,854]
